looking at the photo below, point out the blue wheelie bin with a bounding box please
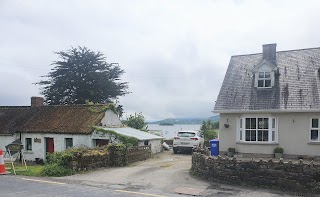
[209,139,219,156]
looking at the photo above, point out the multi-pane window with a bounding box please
[26,138,32,151]
[65,138,73,149]
[239,117,277,143]
[258,72,271,88]
[311,118,320,141]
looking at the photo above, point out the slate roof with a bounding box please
[214,47,320,111]
[99,127,163,140]
[0,105,105,135]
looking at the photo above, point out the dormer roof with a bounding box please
[252,59,277,72]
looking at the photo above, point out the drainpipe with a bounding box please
[19,132,22,162]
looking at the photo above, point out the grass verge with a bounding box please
[5,164,45,176]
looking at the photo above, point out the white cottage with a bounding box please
[0,97,162,161]
[214,44,320,159]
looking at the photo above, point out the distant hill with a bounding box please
[148,115,219,125]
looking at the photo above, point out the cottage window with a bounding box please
[310,118,320,142]
[238,117,277,143]
[65,138,73,149]
[258,72,271,88]
[25,138,32,151]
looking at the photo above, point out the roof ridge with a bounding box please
[231,46,320,57]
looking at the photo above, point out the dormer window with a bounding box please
[258,72,271,88]
[253,60,276,88]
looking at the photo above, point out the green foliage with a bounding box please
[88,103,117,114]
[43,163,74,177]
[5,164,45,176]
[95,127,139,146]
[200,120,219,140]
[46,151,73,167]
[124,112,147,130]
[108,144,127,166]
[86,102,124,118]
[44,150,74,176]
[274,147,284,154]
[116,105,124,118]
[228,148,236,153]
[200,120,219,131]
[36,46,129,105]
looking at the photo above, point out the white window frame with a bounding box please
[238,116,278,143]
[253,62,276,89]
[25,138,32,151]
[257,71,272,88]
[310,118,320,142]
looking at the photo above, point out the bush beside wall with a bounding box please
[45,144,151,176]
[191,150,320,194]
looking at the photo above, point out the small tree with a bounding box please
[125,113,148,131]
[200,120,219,140]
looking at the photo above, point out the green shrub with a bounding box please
[46,151,73,167]
[274,147,284,154]
[43,163,74,177]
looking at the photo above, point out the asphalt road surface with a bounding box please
[1,151,314,197]
[0,175,158,197]
[59,151,301,197]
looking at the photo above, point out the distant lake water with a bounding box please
[147,124,201,139]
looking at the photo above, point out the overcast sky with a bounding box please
[1,0,320,121]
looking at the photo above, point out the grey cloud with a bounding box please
[1,0,320,120]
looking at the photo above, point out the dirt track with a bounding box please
[58,151,298,196]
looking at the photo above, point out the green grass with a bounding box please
[5,164,45,176]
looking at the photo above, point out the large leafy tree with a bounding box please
[37,46,129,105]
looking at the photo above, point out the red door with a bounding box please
[46,138,54,153]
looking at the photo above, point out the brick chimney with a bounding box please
[31,97,44,107]
[262,43,277,65]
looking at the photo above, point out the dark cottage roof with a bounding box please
[214,47,320,112]
[0,105,105,135]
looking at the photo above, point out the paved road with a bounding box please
[0,175,156,197]
[58,151,300,197]
[1,151,314,197]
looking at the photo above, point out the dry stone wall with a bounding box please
[191,150,320,194]
[69,145,151,171]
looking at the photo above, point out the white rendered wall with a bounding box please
[100,110,122,127]
[138,139,162,154]
[219,112,320,157]
[21,133,91,161]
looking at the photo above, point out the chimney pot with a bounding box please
[31,97,44,107]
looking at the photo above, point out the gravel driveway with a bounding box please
[58,151,299,197]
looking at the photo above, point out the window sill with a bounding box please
[236,141,278,145]
[308,142,320,145]
[23,151,33,154]
[257,87,272,89]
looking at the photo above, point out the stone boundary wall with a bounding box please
[191,149,320,194]
[70,145,152,171]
